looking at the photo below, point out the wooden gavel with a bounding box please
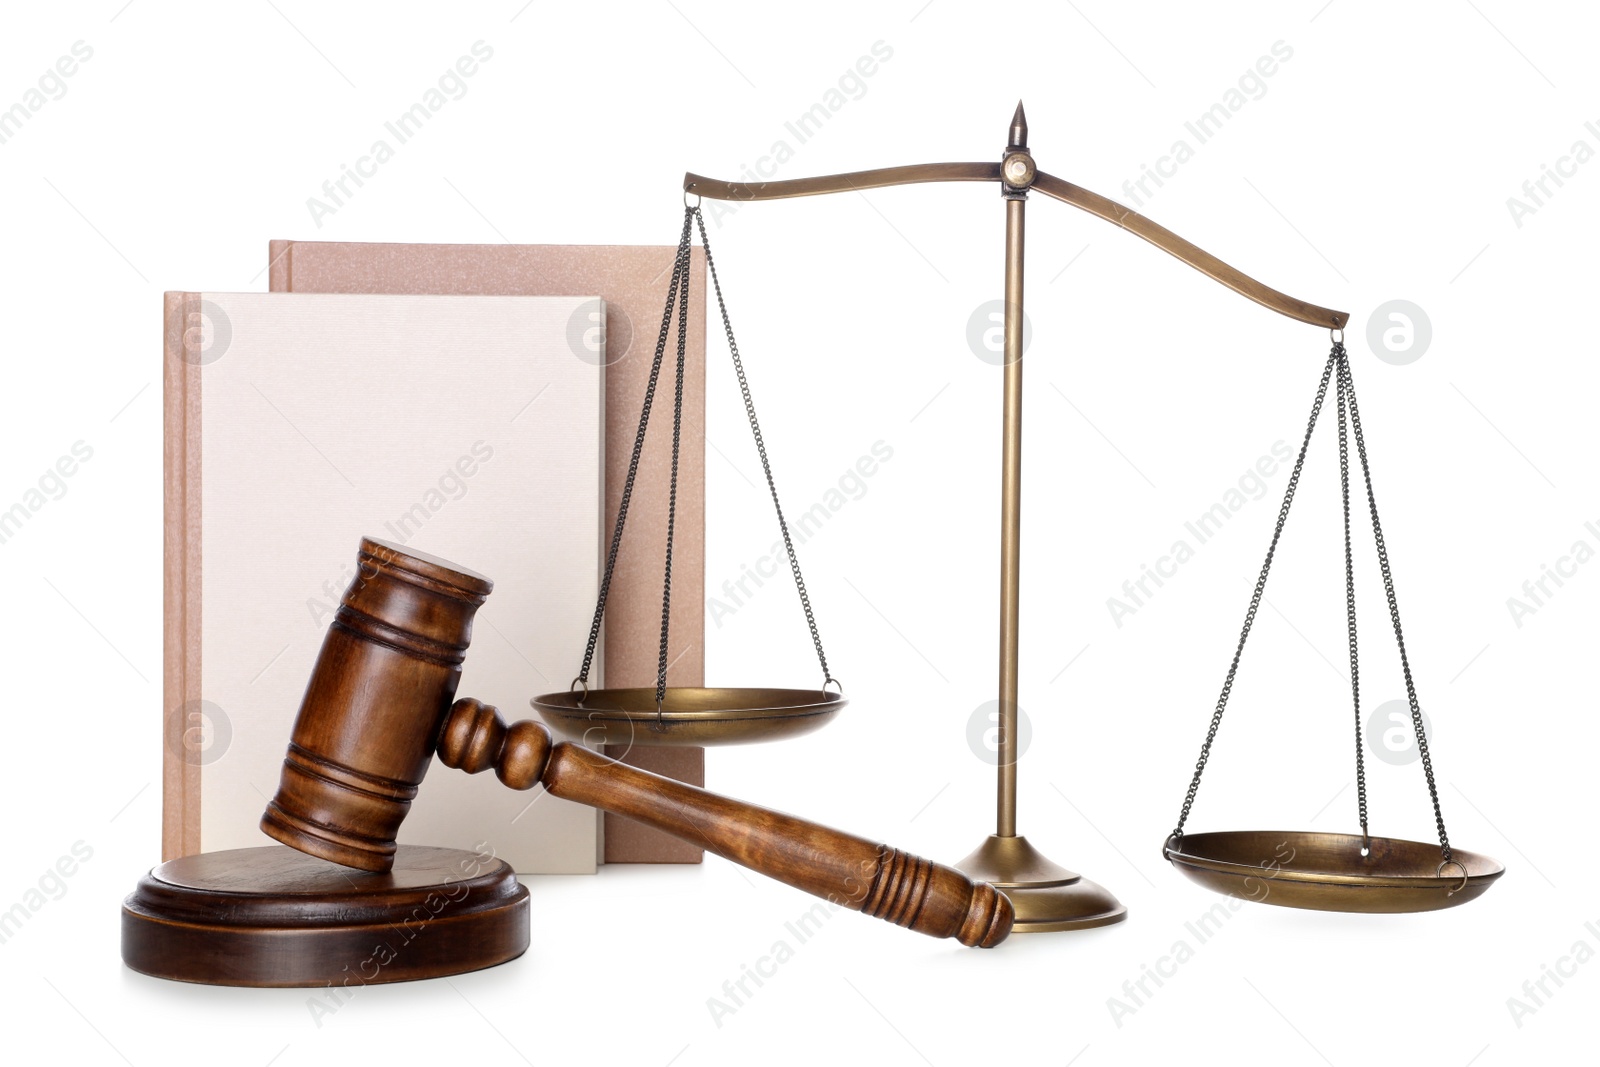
[261,537,1011,948]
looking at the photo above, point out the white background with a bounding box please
[1,1,1595,1064]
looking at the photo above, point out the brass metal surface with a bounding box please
[956,835,1126,932]
[683,161,1002,202]
[1029,173,1349,329]
[530,687,845,748]
[958,108,1124,935]
[1164,831,1504,913]
[682,163,1347,329]
[996,195,1024,836]
[685,103,1346,934]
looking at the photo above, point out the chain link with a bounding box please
[1335,346,1370,846]
[655,212,692,713]
[1172,348,1338,840]
[1171,341,1453,864]
[1338,353,1452,861]
[576,206,835,697]
[692,208,834,688]
[576,210,695,687]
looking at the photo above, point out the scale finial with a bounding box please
[1009,100,1028,149]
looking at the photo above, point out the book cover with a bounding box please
[163,291,604,873]
[267,239,708,864]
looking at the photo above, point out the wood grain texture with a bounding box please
[260,540,1009,947]
[439,698,1013,947]
[260,538,491,873]
[122,844,529,987]
[598,747,704,862]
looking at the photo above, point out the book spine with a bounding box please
[266,240,293,292]
[162,293,205,859]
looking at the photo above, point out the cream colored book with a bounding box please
[267,238,709,865]
[164,291,603,873]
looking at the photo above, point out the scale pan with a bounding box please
[530,687,845,748]
[1164,831,1503,913]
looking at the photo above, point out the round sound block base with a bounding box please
[122,844,529,987]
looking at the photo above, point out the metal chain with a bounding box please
[655,213,691,713]
[1338,354,1452,861]
[576,209,695,687]
[692,207,835,688]
[1172,347,1339,841]
[1335,345,1370,847]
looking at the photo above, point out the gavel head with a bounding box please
[260,537,492,873]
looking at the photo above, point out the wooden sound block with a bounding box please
[121,844,529,987]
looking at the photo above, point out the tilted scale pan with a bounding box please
[1162,340,1504,912]
[532,206,844,747]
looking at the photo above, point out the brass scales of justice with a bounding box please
[533,102,1504,930]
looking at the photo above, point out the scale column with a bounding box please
[952,102,1126,933]
[997,184,1025,835]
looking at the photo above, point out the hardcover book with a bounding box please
[267,239,709,864]
[164,291,605,873]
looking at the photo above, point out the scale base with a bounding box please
[954,835,1126,933]
[121,844,529,987]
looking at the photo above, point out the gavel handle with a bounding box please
[438,699,1012,948]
